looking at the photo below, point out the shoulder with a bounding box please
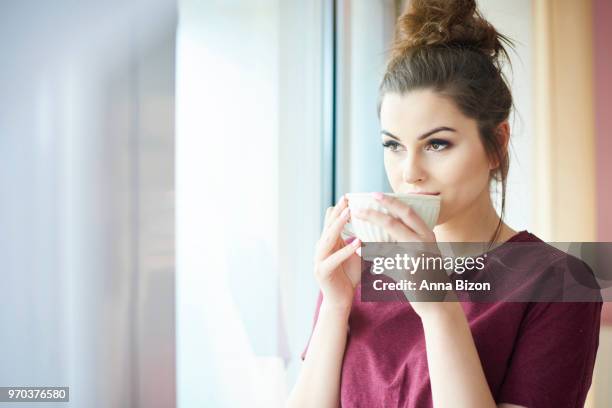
[487,231,602,302]
[521,300,602,328]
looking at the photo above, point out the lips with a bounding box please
[407,192,440,195]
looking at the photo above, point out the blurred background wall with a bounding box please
[0,1,176,407]
[533,0,611,405]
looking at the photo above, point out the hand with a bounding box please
[313,195,362,312]
[351,193,457,318]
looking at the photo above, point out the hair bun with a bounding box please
[392,0,511,61]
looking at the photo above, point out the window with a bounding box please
[176,1,331,405]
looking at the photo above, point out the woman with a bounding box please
[286,1,602,407]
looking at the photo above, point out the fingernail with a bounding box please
[352,238,361,247]
[372,192,384,201]
[341,207,350,218]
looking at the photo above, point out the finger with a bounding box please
[319,207,345,260]
[316,207,351,261]
[323,206,333,229]
[325,195,347,229]
[352,208,420,242]
[343,250,361,286]
[372,193,431,237]
[318,238,361,279]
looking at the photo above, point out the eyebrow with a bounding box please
[381,126,456,141]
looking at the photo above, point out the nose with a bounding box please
[401,153,426,184]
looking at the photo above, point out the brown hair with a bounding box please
[379,0,515,246]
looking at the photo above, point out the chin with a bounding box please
[435,214,447,225]
[435,206,453,226]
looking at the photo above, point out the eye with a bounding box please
[424,139,451,152]
[381,140,404,152]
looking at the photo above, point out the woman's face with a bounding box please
[379,89,493,225]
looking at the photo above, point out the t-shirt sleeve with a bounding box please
[300,290,323,361]
[497,301,602,407]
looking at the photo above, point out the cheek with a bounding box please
[438,145,491,204]
[383,154,404,190]
[444,151,489,187]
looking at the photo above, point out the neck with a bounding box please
[433,188,509,243]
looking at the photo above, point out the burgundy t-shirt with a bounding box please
[300,231,602,407]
